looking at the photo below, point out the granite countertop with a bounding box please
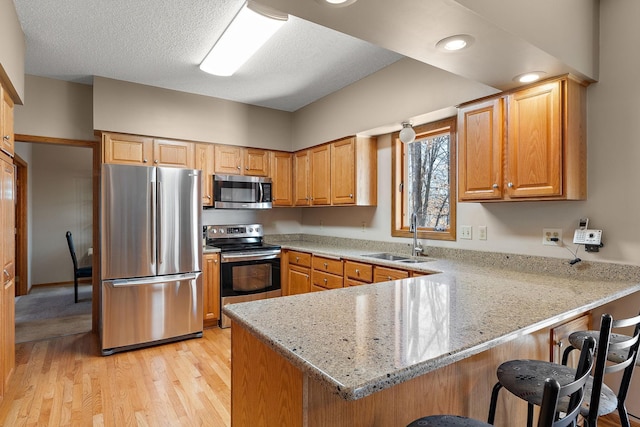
[223,238,640,401]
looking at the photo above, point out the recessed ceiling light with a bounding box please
[435,34,475,52]
[314,0,359,7]
[514,72,546,83]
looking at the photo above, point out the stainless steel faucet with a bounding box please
[410,212,423,257]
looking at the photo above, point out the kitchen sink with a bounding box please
[398,259,427,264]
[362,253,410,261]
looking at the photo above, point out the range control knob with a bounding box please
[219,228,225,234]
[248,227,254,233]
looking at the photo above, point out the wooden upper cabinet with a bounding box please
[293,150,310,206]
[103,133,154,166]
[195,143,214,206]
[244,148,269,176]
[457,76,587,202]
[331,136,377,206]
[1,87,14,157]
[214,145,270,176]
[310,144,331,206]
[270,151,293,206]
[153,139,194,169]
[458,98,504,201]
[507,81,562,198]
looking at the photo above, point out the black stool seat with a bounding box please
[497,359,617,417]
[568,330,638,364]
[407,415,492,427]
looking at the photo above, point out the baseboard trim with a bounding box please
[32,279,92,288]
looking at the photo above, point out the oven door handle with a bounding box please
[221,251,281,263]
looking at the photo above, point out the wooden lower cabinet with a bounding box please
[311,256,343,291]
[202,253,220,328]
[550,314,590,364]
[344,260,373,285]
[284,250,312,296]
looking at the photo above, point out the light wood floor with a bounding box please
[0,328,231,426]
[0,328,638,427]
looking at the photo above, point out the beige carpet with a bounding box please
[15,283,92,343]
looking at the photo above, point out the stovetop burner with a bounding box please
[204,224,280,253]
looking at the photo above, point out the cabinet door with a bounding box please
[2,157,14,288]
[310,145,330,205]
[244,148,269,176]
[550,314,590,364]
[195,144,214,206]
[288,265,311,296]
[214,145,242,175]
[331,138,355,205]
[202,253,220,327]
[1,88,14,157]
[103,133,153,165]
[153,139,194,169]
[507,80,562,198]
[312,271,343,290]
[293,151,310,206]
[344,261,373,283]
[270,151,293,206]
[458,98,504,201]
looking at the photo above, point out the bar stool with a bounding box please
[561,311,640,427]
[488,313,640,427]
[407,337,596,427]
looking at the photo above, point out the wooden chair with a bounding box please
[407,337,596,427]
[65,231,92,303]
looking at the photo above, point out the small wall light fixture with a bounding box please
[399,122,416,144]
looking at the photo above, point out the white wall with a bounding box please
[29,143,93,285]
[0,0,25,102]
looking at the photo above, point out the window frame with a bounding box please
[391,116,457,241]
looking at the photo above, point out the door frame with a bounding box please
[14,134,101,332]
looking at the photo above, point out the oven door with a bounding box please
[220,253,281,297]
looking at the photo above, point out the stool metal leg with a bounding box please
[487,382,502,424]
[527,402,533,427]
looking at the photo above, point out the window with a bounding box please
[392,117,456,241]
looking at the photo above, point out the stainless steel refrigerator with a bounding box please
[100,164,203,355]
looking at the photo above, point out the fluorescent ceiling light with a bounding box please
[200,1,288,77]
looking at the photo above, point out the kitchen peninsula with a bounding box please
[224,240,640,427]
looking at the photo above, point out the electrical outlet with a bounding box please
[478,225,487,240]
[543,228,563,246]
[460,225,472,240]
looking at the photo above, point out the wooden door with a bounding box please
[2,156,14,290]
[550,314,590,364]
[214,145,242,174]
[202,253,220,327]
[244,148,269,176]
[0,154,15,392]
[458,98,504,201]
[293,151,310,206]
[271,151,293,206]
[310,145,330,205]
[195,144,214,206]
[153,139,194,168]
[3,279,14,387]
[507,80,562,198]
[331,138,355,205]
[103,133,153,165]
[287,265,310,296]
[1,88,14,157]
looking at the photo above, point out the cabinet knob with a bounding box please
[296,256,300,262]
[323,262,328,268]
[143,159,148,163]
[154,160,159,164]
[207,195,211,199]
[214,259,218,264]
[507,182,514,188]
[556,341,564,348]
[355,269,360,275]
[350,193,353,198]
[245,167,249,170]
[3,135,9,141]
[387,276,392,280]
[3,269,9,278]
[492,184,499,189]
[237,166,241,170]
[323,278,328,283]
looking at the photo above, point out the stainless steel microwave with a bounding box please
[212,175,272,209]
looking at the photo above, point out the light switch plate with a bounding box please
[460,225,472,240]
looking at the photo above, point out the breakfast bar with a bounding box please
[224,254,640,426]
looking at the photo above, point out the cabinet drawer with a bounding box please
[312,271,343,290]
[288,251,311,268]
[312,256,343,276]
[344,261,373,283]
[373,266,410,283]
[345,278,369,287]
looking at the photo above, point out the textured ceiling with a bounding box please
[12,0,404,112]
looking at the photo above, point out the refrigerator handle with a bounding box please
[157,181,163,265]
[151,181,157,266]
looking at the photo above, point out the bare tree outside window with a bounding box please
[392,117,457,241]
